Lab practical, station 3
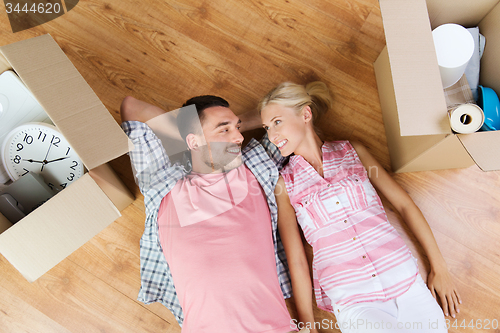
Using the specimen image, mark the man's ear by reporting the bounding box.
[186,133,199,150]
[302,105,313,123]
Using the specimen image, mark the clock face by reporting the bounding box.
[2,123,84,192]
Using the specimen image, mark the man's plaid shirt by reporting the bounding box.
[122,121,292,326]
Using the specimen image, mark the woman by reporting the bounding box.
[259,82,461,333]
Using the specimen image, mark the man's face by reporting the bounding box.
[197,106,244,172]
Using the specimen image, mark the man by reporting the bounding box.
[120,95,306,332]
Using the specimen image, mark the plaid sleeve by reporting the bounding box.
[122,121,173,196]
[122,120,185,326]
[139,232,184,326]
[259,133,289,171]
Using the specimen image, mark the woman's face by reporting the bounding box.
[261,103,311,157]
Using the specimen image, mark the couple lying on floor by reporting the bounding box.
[121,81,460,333]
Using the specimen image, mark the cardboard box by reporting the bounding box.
[374,0,500,173]
[0,34,135,282]
[0,52,12,73]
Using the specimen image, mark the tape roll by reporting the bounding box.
[448,104,484,134]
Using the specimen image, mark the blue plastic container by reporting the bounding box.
[478,85,500,131]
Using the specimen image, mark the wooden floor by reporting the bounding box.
[1,0,500,332]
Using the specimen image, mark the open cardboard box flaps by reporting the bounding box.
[0,34,134,282]
[374,0,500,172]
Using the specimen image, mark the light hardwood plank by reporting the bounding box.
[0,285,72,333]
[0,254,175,332]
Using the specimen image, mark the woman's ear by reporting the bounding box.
[302,105,313,123]
[186,133,199,150]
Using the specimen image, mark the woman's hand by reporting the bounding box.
[427,267,462,318]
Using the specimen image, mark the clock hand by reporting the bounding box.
[45,156,70,164]
[23,159,45,164]
[41,140,54,172]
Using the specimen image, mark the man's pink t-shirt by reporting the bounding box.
[157,164,292,333]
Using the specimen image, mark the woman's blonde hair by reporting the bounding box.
[258,81,333,132]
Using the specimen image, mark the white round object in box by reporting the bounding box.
[432,23,475,88]
[1,122,84,192]
[448,104,484,134]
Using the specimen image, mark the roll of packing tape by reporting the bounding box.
[448,104,484,134]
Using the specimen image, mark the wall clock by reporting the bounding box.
[1,123,84,192]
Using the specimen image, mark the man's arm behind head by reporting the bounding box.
[120,96,167,123]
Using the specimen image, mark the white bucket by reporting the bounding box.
[432,24,475,88]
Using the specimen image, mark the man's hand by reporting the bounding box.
[120,96,167,123]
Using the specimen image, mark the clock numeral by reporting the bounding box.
[60,183,67,189]
[21,168,29,176]
[51,135,61,147]
[70,161,79,170]
[16,143,23,151]
[38,131,47,142]
[67,173,75,181]
[66,147,71,156]
[48,183,55,190]
[23,133,33,144]
[13,155,21,164]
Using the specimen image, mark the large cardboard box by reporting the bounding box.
[0,34,135,282]
[374,0,500,173]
